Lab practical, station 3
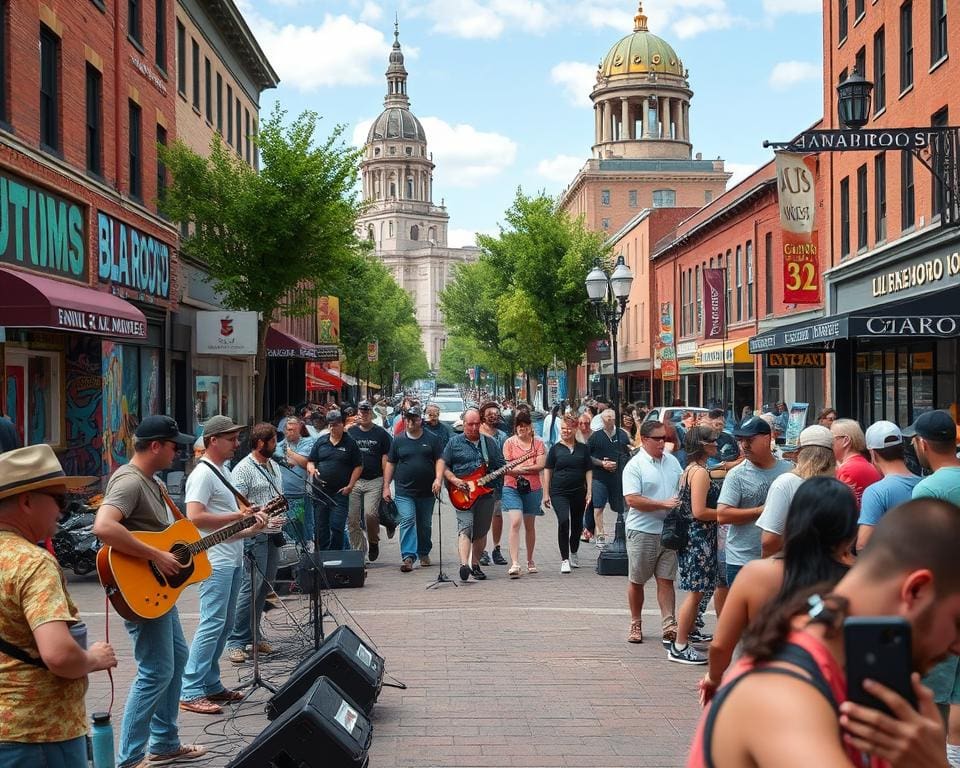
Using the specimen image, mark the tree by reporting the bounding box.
[159,106,367,416]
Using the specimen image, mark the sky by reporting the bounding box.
[237,0,825,248]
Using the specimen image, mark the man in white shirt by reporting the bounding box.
[621,420,682,646]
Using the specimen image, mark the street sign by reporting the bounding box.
[772,127,955,153]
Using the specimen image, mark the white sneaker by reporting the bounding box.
[560,560,571,574]
[595,534,606,548]
[569,552,580,568]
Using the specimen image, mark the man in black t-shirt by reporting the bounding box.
[382,407,442,572]
[347,401,393,561]
[307,411,362,551]
[586,409,631,546]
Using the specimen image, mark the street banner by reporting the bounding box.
[775,151,822,304]
[702,269,726,340]
[367,339,379,363]
[316,296,340,345]
[784,402,809,448]
[393,371,400,390]
[657,302,678,381]
[586,338,611,363]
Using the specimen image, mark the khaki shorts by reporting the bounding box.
[626,529,677,585]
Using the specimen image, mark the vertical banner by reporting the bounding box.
[367,340,379,363]
[775,152,821,304]
[316,296,341,345]
[702,268,726,340]
[657,302,678,381]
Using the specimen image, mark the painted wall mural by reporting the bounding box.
[63,336,103,478]
[102,341,135,472]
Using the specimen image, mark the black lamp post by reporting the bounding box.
[836,70,873,129]
[586,254,634,574]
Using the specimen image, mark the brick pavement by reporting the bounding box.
[73,503,710,767]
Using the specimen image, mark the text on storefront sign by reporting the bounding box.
[766,352,826,368]
[871,251,960,298]
[56,308,145,337]
[97,212,171,299]
[862,316,960,337]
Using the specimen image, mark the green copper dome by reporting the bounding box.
[600,4,684,79]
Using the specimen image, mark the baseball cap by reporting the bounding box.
[325,410,344,424]
[202,415,245,438]
[405,406,422,418]
[797,425,834,450]
[358,400,373,411]
[864,420,903,450]
[902,410,957,442]
[136,415,195,445]
[732,415,772,438]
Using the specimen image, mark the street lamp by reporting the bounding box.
[837,70,873,129]
[585,253,634,574]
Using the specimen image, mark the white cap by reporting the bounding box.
[865,420,903,450]
[797,425,834,449]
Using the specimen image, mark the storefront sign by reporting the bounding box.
[587,338,611,362]
[750,316,848,354]
[195,311,258,355]
[657,303,678,380]
[694,342,753,367]
[130,54,167,95]
[776,152,821,304]
[56,307,145,338]
[851,315,960,338]
[870,250,960,299]
[785,128,948,152]
[765,352,826,368]
[266,345,339,360]
[0,171,86,280]
[702,268,726,339]
[97,212,171,300]
[676,340,697,358]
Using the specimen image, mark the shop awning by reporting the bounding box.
[266,326,339,360]
[694,341,753,367]
[305,362,342,391]
[0,267,146,338]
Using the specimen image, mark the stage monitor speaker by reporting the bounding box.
[228,676,371,768]
[267,625,384,720]
[297,549,365,590]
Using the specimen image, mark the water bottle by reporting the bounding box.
[90,712,115,768]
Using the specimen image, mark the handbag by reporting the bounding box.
[515,475,532,495]
[660,480,691,552]
[378,497,400,529]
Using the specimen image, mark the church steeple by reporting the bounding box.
[384,17,410,108]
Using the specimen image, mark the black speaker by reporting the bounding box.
[267,625,384,719]
[228,676,371,768]
[297,549,365,590]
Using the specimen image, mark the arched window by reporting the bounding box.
[428,226,436,242]
[389,221,394,237]
[411,225,419,241]
[367,225,375,241]
[406,178,414,199]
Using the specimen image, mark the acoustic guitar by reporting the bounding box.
[446,449,535,511]
[97,495,288,621]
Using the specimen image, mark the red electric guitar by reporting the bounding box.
[446,450,535,511]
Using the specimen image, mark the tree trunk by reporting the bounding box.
[256,318,269,422]
[566,362,579,404]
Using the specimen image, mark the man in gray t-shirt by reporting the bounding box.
[717,416,792,585]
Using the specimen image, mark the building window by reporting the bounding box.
[176,20,185,96]
[839,0,848,42]
[253,118,259,170]
[410,225,419,241]
[735,244,743,322]
[388,221,394,237]
[931,0,947,64]
[226,85,233,144]
[128,0,141,45]
[900,1,913,92]
[129,100,141,200]
[235,97,241,157]
[389,145,396,155]
[932,107,949,217]
[855,46,866,79]
[746,240,754,320]
[601,218,610,230]
[600,189,610,206]
[695,264,702,333]
[874,27,886,113]
[191,39,199,110]
[680,270,687,336]
[653,189,676,207]
[244,109,250,164]
[764,232,774,315]
[85,65,102,175]
[4,348,63,447]
[874,153,886,242]
[705,190,713,204]
[855,0,864,20]
[155,0,166,70]
[405,146,412,155]
[724,250,732,322]
[856,164,868,250]
[840,176,851,257]
[39,25,59,151]
[629,189,638,208]
[901,150,915,229]
[157,124,167,204]
[204,57,211,123]
[216,73,222,132]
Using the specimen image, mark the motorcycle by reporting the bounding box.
[53,499,101,576]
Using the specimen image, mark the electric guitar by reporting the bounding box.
[447,449,536,511]
[97,495,288,621]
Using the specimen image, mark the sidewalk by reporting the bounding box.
[74,504,707,767]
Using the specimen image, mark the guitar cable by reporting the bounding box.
[104,594,115,716]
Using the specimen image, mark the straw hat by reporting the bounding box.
[0,445,96,501]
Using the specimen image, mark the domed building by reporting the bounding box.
[558,3,730,235]
[356,23,480,369]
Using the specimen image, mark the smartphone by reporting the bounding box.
[844,617,917,716]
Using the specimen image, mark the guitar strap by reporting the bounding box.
[478,434,490,466]
[154,479,185,522]
[247,455,284,498]
[198,458,252,508]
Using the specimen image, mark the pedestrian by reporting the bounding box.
[274,416,316,545]
[856,420,920,552]
[704,408,741,471]
[0,409,19,453]
[716,415,792,585]
[542,414,593,575]
[669,426,723,665]
[501,410,547,578]
[347,400,393,561]
[831,418,882,507]
[755,425,836,557]
[541,401,563,453]
[586,408,631,547]
[307,410,363,551]
[773,402,789,440]
[478,401,509,567]
[422,403,453,451]
[621,419,683,645]
[576,412,592,445]
[700,476,857,704]
[689,494,952,768]
[816,406,838,428]
[621,411,638,443]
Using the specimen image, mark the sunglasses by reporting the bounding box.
[646,435,667,442]
[703,438,718,444]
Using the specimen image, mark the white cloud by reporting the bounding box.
[536,154,584,184]
[768,60,821,90]
[672,12,733,39]
[352,117,517,188]
[550,62,596,108]
[408,0,553,39]
[725,162,760,189]
[359,1,383,22]
[448,228,496,248]
[762,0,821,15]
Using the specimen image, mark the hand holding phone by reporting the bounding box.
[844,617,917,716]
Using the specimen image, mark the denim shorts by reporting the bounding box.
[501,485,544,516]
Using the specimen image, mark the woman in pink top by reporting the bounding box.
[501,410,546,577]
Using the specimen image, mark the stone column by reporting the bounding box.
[641,98,650,139]
[683,101,690,141]
[595,104,602,144]
[621,98,631,140]
[665,97,673,139]
[602,100,612,142]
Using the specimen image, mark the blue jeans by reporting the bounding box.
[725,563,743,586]
[227,535,279,650]
[117,607,188,767]
[0,735,87,768]
[396,495,434,560]
[180,564,242,702]
[316,494,349,551]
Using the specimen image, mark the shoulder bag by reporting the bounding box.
[660,474,692,551]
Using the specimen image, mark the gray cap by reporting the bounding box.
[325,410,344,424]
[202,415,245,437]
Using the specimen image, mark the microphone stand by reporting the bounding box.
[235,546,277,697]
[426,492,456,590]
[306,474,342,650]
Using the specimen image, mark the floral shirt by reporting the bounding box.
[0,531,87,742]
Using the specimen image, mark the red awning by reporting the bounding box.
[266,326,340,361]
[0,267,147,338]
[305,362,343,391]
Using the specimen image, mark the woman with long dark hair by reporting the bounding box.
[699,476,857,704]
[621,411,638,443]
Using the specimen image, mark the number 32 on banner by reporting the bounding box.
[785,261,817,292]
[782,254,821,304]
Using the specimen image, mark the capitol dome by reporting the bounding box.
[600,4,684,79]
[367,107,427,143]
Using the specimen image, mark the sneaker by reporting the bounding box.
[459,564,471,582]
[479,550,491,566]
[419,555,431,567]
[560,560,571,574]
[569,552,580,568]
[627,620,643,644]
[508,564,521,579]
[401,557,414,572]
[255,641,273,655]
[580,528,593,543]
[661,625,678,648]
[368,542,380,562]
[689,629,714,644]
[491,546,508,565]
[668,642,707,665]
[227,648,247,664]
[471,564,487,580]
[595,534,607,548]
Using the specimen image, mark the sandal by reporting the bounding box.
[178,697,223,715]
[508,564,521,578]
[207,688,244,702]
[147,744,207,764]
[526,562,538,574]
